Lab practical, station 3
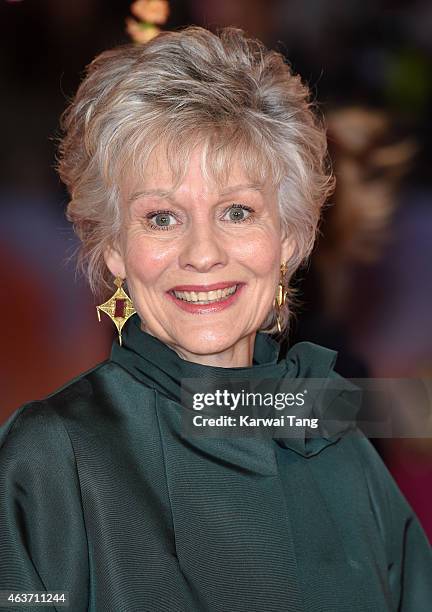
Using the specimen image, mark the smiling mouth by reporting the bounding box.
[169,285,239,304]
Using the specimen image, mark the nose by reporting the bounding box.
[178,222,228,273]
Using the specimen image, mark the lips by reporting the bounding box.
[169,281,242,292]
[166,282,245,313]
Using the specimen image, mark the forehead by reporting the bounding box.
[121,131,280,201]
[140,147,257,193]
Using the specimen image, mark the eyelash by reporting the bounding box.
[145,204,255,231]
[146,209,177,231]
[223,203,254,224]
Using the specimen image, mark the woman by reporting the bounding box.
[0,26,431,612]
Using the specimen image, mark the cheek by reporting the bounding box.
[231,229,281,276]
[123,236,174,286]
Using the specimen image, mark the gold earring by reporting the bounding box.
[96,277,136,346]
[274,262,288,333]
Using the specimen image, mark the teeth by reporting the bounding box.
[172,285,238,303]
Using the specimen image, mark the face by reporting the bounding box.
[105,145,294,365]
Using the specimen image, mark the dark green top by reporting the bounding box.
[1,314,431,611]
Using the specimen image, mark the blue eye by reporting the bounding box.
[147,211,178,230]
[222,204,253,223]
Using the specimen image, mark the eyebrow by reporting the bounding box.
[219,183,264,196]
[127,183,264,204]
[128,189,175,204]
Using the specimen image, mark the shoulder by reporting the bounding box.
[345,431,431,556]
[347,431,412,515]
[0,361,108,445]
[0,399,74,477]
[41,358,156,409]
[0,400,80,512]
[345,431,413,522]
[1,359,155,457]
[348,433,432,607]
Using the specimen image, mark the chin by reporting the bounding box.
[174,326,245,357]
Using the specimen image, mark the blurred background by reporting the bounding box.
[1,0,431,538]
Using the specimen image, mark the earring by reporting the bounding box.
[274,262,288,333]
[96,277,136,346]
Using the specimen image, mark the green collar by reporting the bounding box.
[111,314,359,458]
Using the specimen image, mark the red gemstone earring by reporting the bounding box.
[96,277,136,346]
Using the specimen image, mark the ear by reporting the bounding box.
[280,227,296,264]
[104,242,126,280]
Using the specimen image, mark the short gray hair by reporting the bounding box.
[57,26,334,334]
